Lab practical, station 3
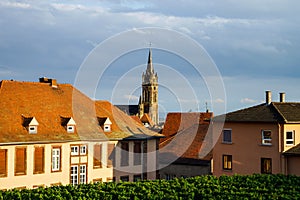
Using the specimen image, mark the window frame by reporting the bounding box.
[70,146,79,156]
[93,144,102,168]
[120,141,129,167]
[107,143,115,168]
[51,147,61,172]
[262,130,272,145]
[120,175,129,182]
[80,145,87,155]
[134,141,142,165]
[67,125,75,133]
[222,129,232,144]
[29,125,37,134]
[261,158,272,174]
[33,146,45,174]
[104,125,111,132]
[0,149,7,177]
[70,165,78,185]
[79,164,87,184]
[15,147,27,176]
[286,131,295,146]
[222,154,232,170]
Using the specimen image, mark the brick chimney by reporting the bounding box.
[266,91,272,105]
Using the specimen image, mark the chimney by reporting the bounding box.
[51,79,57,88]
[266,91,272,105]
[279,92,285,103]
[39,77,57,88]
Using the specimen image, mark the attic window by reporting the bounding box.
[98,117,112,132]
[61,117,76,133]
[67,125,75,133]
[29,126,37,134]
[104,125,111,132]
[23,116,39,134]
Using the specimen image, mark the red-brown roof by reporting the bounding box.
[161,112,212,142]
[140,113,154,127]
[0,79,161,144]
[159,112,213,161]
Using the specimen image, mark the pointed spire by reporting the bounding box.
[146,48,154,74]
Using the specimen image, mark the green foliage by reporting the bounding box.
[1,174,300,199]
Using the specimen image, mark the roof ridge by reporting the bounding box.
[271,102,287,122]
[224,103,266,115]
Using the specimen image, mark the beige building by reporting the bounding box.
[213,91,300,176]
[0,78,162,190]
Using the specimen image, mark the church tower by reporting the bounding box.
[139,49,159,125]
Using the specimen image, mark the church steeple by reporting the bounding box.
[139,48,159,125]
[147,48,154,74]
[142,48,158,85]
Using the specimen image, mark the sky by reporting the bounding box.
[0,0,300,118]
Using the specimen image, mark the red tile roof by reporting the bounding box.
[160,112,213,161]
[140,113,154,127]
[0,79,161,144]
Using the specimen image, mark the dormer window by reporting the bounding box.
[67,125,75,133]
[104,125,111,132]
[61,117,76,133]
[29,125,37,134]
[98,117,112,132]
[22,116,39,134]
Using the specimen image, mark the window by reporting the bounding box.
[261,158,272,174]
[0,149,7,177]
[80,145,87,155]
[120,175,129,182]
[29,126,37,134]
[67,125,75,133]
[71,146,79,156]
[134,141,142,165]
[222,155,232,170]
[133,174,142,182]
[262,130,272,145]
[93,178,102,183]
[34,147,44,174]
[107,143,115,168]
[70,165,78,185]
[104,125,111,132]
[93,144,102,168]
[15,147,26,175]
[52,147,61,172]
[70,164,86,185]
[121,142,129,167]
[222,129,232,143]
[79,164,87,184]
[286,131,295,145]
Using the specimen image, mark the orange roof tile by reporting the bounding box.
[0,79,162,144]
[160,112,213,161]
[130,116,143,125]
[140,113,154,127]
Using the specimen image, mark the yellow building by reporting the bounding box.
[213,91,300,176]
[0,78,162,190]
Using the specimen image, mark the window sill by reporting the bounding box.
[33,171,45,175]
[222,142,233,145]
[222,169,233,172]
[15,172,26,176]
[260,144,272,146]
[51,170,62,173]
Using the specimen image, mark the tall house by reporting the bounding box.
[139,49,159,125]
[213,91,300,176]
